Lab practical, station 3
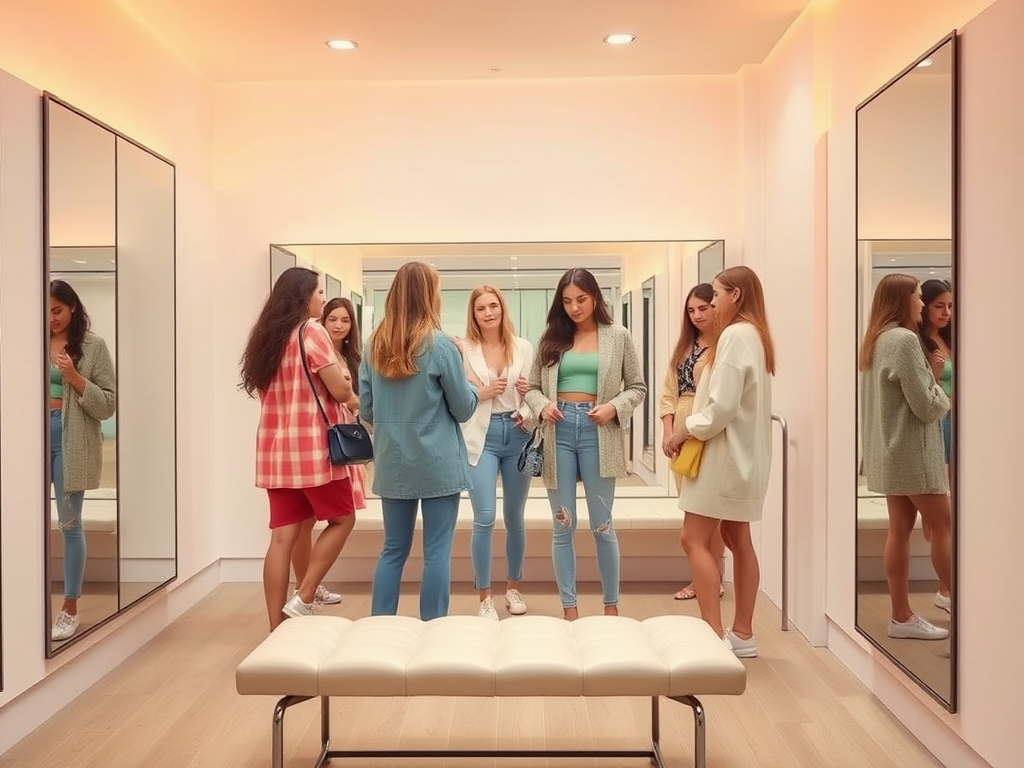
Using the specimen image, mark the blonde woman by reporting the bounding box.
[860,274,951,641]
[359,262,478,621]
[459,286,534,619]
[674,266,774,658]
[524,268,646,620]
[659,282,725,601]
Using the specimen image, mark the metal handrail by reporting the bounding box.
[772,414,790,631]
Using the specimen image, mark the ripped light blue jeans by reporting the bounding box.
[51,409,86,600]
[547,401,618,608]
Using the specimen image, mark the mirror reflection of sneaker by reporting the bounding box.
[933,592,951,613]
[887,614,949,640]
[51,610,80,641]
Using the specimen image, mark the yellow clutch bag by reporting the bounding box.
[671,438,705,479]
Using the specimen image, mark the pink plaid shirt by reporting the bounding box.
[255,322,350,489]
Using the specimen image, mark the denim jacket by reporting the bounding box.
[359,332,479,499]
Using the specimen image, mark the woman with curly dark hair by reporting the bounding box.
[49,279,116,642]
[240,267,357,631]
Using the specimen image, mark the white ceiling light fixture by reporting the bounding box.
[326,39,358,50]
[604,33,636,45]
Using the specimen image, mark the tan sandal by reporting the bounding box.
[674,583,726,600]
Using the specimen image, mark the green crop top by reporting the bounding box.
[557,351,599,394]
[50,365,63,399]
[940,358,953,398]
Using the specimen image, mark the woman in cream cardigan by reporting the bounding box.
[671,266,774,658]
[524,268,646,620]
[459,286,534,620]
[659,282,726,601]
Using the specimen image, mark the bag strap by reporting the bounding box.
[297,320,333,428]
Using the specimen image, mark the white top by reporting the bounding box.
[678,322,773,522]
[460,337,535,465]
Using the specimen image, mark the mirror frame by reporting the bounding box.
[640,276,656,472]
[42,93,179,657]
[852,31,960,712]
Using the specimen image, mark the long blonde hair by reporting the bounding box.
[707,266,776,375]
[367,262,441,379]
[859,273,919,371]
[465,285,515,368]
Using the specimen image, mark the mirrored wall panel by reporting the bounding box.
[43,94,177,656]
[854,34,958,710]
[272,240,724,500]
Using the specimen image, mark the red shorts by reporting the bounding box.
[267,478,356,529]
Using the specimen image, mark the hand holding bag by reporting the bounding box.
[671,438,705,479]
[517,427,545,477]
[298,322,374,466]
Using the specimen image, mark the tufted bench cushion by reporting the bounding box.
[237,614,746,768]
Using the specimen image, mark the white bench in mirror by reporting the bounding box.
[236,614,747,768]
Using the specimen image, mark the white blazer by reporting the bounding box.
[460,337,535,466]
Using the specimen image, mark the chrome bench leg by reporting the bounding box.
[672,694,706,768]
[272,695,312,768]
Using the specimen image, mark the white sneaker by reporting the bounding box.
[934,592,951,613]
[478,597,499,620]
[282,592,318,619]
[887,614,949,640]
[51,611,80,641]
[724,629,758,658]
[505,589,528,616]
[315,585,342,605]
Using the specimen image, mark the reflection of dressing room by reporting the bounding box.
[0,3,1018,768]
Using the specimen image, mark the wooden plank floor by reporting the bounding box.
[0,581,945,768]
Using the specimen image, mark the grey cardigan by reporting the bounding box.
[861,325,949,495]
[524,323,646,489]
[59,332,117,492]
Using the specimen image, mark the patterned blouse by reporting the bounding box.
[676,341,708,396]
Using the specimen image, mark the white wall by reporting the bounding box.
[212,75,742,564]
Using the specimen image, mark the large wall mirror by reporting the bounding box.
[272,239,723,499]
[854,33,958,710]
[43,94,178,655]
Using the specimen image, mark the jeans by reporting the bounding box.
[371,493,460,621]
[547,401,619,608]
[468,413,531,590]
[51,409,86,600]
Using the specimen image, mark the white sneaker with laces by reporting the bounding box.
[505,589,528,616]
[315,585,342,605]
[478,597,499,620]
[283,592,318,619]
[51,610,80,641]
[887,614,949,640]
[934,592,951,613]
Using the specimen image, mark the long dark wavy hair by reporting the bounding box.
[670,282,715,368]
[321,297,362,394]
[239,267,319,396]
[50,279,91,365]
[537,268,613,367]
[918,278,953,354]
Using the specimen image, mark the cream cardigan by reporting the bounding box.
[524,323,646,490]
[58,332,117,492]
[678,322,772,522]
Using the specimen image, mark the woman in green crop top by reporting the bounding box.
[49,280,116,642]
[919,278,953,610]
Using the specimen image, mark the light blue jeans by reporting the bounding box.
[468,413,531,591]
[371,493,460,621]
[51,409,86,600]
[547,401,619,608]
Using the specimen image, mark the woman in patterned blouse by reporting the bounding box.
[659,283,726,601]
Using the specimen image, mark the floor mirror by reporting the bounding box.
[854,33,959,710]
[43,94,178,655]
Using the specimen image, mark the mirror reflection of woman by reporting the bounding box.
[860,274,951,641]
[673,267,774,658]
[458,286,535,620]
[660,283,726,602]
[524,268,647,621]
[49,280,116,642]
[240,267,358,631]
[918,278,953,611]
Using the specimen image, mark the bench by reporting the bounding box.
[235,614,747,768]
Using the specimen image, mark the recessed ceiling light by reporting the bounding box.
[604,33,636,45]
[917,57,933,68]
[326,39,358,50]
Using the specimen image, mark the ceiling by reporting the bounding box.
[116,0,810,82]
